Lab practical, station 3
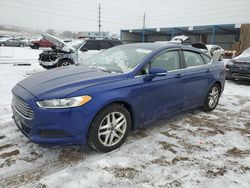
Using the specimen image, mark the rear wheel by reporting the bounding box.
[203,83,220,112]
[88,104,131,152]
[0,43,5,46]
[33,44,39,49]
[19,43,24,47]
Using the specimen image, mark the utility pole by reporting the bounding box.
[98,3,101,38]
[142,13,146,42]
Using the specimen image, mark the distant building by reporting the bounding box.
[77,31,109,39]
[121,23,250,51]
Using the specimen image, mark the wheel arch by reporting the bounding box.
[89,99,136,132]
[58,57,74,64]
[202,80,222,106]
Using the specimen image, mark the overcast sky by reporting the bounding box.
[0,0,250,34]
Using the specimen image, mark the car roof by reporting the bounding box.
[121,43,203,53]
[121,43,180,50]
[86,39,122,42]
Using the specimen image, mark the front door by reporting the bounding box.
[136,50,184,124]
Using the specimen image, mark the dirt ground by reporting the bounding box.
[0,80,250,188]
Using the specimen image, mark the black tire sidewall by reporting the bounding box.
[203,83,220,112]
[58,59,72,67]
[34,44,39,49]
[88,104,131,152]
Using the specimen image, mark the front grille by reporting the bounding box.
[12,96,34,119]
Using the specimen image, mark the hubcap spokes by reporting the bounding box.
[208,87,219,108]
[98,112,127,147]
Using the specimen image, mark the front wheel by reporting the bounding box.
[0,43,5,46]
[88,104,131,152]
[203,83,220,112]
[57,59,73,67]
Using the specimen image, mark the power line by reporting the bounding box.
[0,3,140,28]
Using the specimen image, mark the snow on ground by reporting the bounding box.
[0,47,249,188]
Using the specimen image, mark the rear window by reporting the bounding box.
[201,54,211,64]
[183,51,205,67]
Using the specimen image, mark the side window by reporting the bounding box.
[111,41,123,47]
[183,51,205,67]
[99,41,111,49]
[82,41,98,50]
[151,51,180,71]
[201,54,211,64]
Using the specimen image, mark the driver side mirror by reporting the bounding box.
[149,67,167,76]
[145,67,167,81]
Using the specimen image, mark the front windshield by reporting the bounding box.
[82,45,152,73]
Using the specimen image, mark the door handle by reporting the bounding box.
[174,73,182,78]
[205,69,210,73]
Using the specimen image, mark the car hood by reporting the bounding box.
[234,51,250,63]
[42,34,75,51]
[17,66,126,100]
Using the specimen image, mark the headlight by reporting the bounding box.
[36,95,92,109]
[226,60,234,66]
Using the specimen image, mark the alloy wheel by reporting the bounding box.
[98,112,127,147]
[208,86,219,108]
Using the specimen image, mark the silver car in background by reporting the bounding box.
[206,45,225,61]
[0,37,28,47]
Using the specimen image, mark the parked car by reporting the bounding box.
[191,43,212,57]
[30,37,55,49]
[38,34,123,69]
[0,37,28,47]
[226,47,250,80]
[206,45,225,61]
[12,43,226,152]
[156,36,212,57]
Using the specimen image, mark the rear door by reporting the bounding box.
[182,50,213,109]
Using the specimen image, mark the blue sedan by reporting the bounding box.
[12,43,226,152]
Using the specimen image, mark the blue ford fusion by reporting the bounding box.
[12,43,226,152]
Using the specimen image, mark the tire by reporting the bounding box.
[203,83,220,112]
[0,43,5,46]
[33,44,39,49]
[88,104,131,152]
[19,43,24,47]
[57,59,73,67]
